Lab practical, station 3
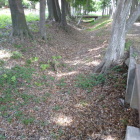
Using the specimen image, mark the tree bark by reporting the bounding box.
[55,0,61,21]
[47,0,54,21]
[60,0,67,27]
[95,0,133,73]
[52,0,60,22]
[40,0,47,40]
[8,0,31,39]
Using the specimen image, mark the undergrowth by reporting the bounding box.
[76,73,106,90]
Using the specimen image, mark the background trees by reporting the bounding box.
[95,0,140,73]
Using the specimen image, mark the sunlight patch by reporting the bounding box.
[57,71,78,78]
[105,136,116,140]
[52,114,73,126]
[74,101,89,109]
[0,49,11,59]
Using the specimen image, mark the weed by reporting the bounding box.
[0,134,6,140]
[125,40,132,51]
[14,111,24,119]
[56,78,66,87]
[22,117,35,125]
[52,105,62,111]
[0,59,5,66]
[120,119,128,126]
[14,44,22,48]
[40,64,50,70]
[76,73,105,90]
[111,65,123,72]
[0,65,35,89]
[34,81,43,87]
[11,51,22,59]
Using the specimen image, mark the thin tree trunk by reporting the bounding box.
[40,0,47,40]
[8,0,31,39]
[110,0,116,19]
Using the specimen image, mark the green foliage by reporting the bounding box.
[56,78,67,87]
[88,17,111,31]
[0,14,11,28]
[22,117,35,125]
[0,134,6,140]
[0,65,35,90]
[52,55,62,60]
[76,73,106,90]
[0,59,5,67]
[40,64,50,70]
[11,51,23,59]
[125,40,132,51]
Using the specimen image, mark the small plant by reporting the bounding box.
[22,117,35,125]
[40,64,50,70]
[14,44,22,48]
[52,105,62,111]
[125,40,132,51]
[11,51,22,59]
[0,134,6,140]
[111,65,123,72]
[14,111,24,119]
[52,55,62,60]
[76,73,106,90]
[0,59,5,67]
[56,78,66,87]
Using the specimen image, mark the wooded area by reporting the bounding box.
[0,0,140,139]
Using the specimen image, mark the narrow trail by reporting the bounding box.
[0,22,139,140]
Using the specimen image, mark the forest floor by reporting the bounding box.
[0,18,139,140]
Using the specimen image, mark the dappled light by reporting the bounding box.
[52,114,73,126]
[0,49,11,59]
[56,71,78,78]
[105,135,116,140]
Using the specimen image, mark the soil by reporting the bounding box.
[0,20,139,140]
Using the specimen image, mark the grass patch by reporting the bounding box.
[87,17,112,31]
[125,40,132,51]
[11,51,23,59]
[0,13,39,28]
[76,73,106,90]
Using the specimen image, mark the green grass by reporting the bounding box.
[88,17,112,31]
[0,13,40,28]
[125,40,132,51]
[76,73,106,90]
[11,51,23,59]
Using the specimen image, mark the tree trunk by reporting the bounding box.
[8,0,31,39]
[60,0,67,27]
[110,0,116,19]
[96,0,140,73]
[65,1,71,19]
[55,0,61,21]
[40,0,47,40]
[52,0,60,22]
[47,0,54,21]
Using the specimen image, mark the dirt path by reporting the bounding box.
[0,22,139,140]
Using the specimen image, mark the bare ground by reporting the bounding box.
[0,21,139,140]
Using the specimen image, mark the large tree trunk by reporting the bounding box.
[52,0,60,22]
[95,0,140,73]
[47,0,54,21]
[60,0,67,27]
[55,0,61,21]
[8,0,31,39]
[40,0,47,40]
